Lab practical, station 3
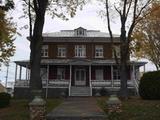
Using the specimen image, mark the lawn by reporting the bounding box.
[97,97,160,120]
[0,98,63,120]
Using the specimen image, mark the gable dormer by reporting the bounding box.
[74,27,87,37]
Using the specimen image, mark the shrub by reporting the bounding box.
[99,87,108,96]
[139,71,160,100]
[0,92,11,108]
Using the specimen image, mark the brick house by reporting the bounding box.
[14,27,146,98]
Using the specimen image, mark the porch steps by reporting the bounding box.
[70,87,91,96]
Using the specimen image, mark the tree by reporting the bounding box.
[103,0,152,98]
[132,1,160,70]
[0,0,15,67]
[22,0,86,96]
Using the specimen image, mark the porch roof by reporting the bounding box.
[14,59,147,67]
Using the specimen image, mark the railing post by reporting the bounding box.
[69,65,72,96]
[26,65,28,80]
[89,65,92,96]
[111,65,114,88]
[15,64,17,82]
[45,65,49,99]
[19,66,22,80]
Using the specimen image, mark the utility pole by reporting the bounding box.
[5,63,9,88]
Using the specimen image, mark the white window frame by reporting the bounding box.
[57,67,65,80]
[95,45,103,58]
[112,45,120,58]
[57,46,66,58]
[75,45,86,58]
[40,68,47,80]
[113,67,120,80]
[95,69,103,80]
[41,45,48,57]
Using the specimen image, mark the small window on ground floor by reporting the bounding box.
[40,68,47,80]
[57,67,65,80]
[113,66,120,80]
[95,69,103,80]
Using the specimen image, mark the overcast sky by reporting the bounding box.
[0,0,156,86]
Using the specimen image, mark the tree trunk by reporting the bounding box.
[29,5,47,98]
[119,24,129,98]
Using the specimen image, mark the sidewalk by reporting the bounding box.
[47,97,107,120]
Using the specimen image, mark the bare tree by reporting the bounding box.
[22,0,86,97]
[104,0,152,98]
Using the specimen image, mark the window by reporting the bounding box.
[95,69,103,80]
[113,66,120,80]
[112,45,120,58]
[57,68,65,80]
[41,45,48,57]
[40,68,47,80]
[95,45,103,58]
[57,46,66,57]
[75,45,86,57]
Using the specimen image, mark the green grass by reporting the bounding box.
[97,97,160,120]
[0,98,63,120]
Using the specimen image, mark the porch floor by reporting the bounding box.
[47,97,107,120]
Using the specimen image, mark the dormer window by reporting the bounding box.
[74,27,86,36]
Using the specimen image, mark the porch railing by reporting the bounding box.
[91,80,134,88]
[15,79,70,88]
[15,80,29,87]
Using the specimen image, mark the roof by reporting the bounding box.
[43,27,120,38]
[15,59,147,66]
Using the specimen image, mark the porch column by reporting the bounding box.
[111,65,114,87]
[132,64,136,80]
[69,65,72,96]
[25,65,28,80]
[15,64,17,82]
[143,64,146,73]
[89,65,92,96]
[28,68,30,80]
[19,66,22,80]
[45,65,49,99]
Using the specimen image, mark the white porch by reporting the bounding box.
[14,59,146,96]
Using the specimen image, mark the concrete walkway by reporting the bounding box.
[47,97,107,120]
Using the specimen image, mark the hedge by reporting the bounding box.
[139,71,160,100]
[0,92,11,108]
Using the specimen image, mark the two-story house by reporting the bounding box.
[14,27,146,98]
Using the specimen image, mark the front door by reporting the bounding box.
[75,69,86,86]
